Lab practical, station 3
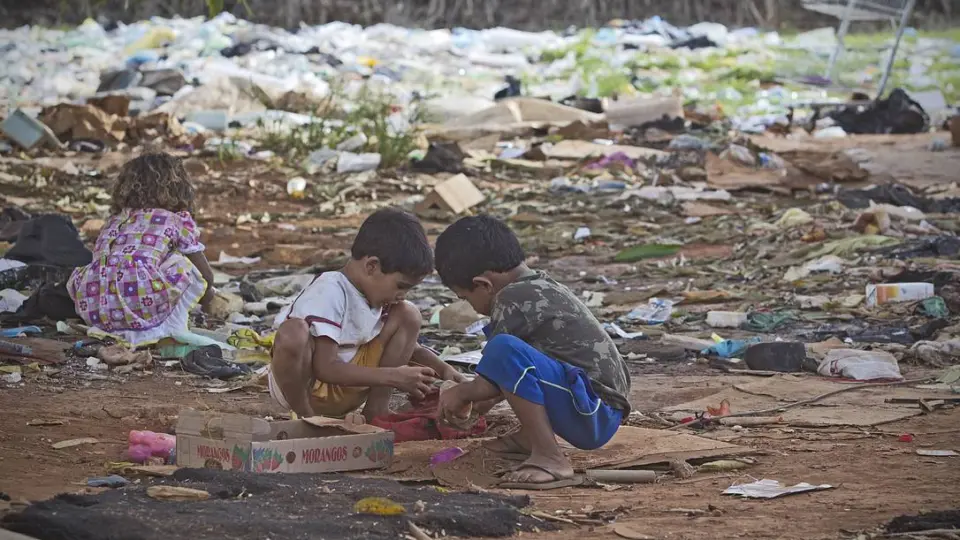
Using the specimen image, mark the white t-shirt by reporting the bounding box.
[274,272,384,364]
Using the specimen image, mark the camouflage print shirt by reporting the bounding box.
[488,270,632,415]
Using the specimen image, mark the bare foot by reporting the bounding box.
[502,454,575,485]
[482,431,531,456]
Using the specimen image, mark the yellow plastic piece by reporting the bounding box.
[354,497,406,516]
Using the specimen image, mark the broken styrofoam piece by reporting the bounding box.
[723,479,834,499]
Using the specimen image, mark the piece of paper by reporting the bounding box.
[916,449,958,457]
[723,479,834,499]
[442,349,482,367]
[212,251,261,266]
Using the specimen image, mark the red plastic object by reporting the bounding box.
[680,416,695,424]
[898,433,914,443]
[369,392,487,443]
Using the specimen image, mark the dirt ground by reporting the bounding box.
[1,133,959,539]
[1,365,957,540]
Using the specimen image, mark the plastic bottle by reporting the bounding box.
[128,430,176,464]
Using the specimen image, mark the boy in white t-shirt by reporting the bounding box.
[268,208,464,421]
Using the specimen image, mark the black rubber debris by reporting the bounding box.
[1,469,550,540]
[887,509,960,533]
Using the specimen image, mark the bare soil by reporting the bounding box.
[0,368,957,540]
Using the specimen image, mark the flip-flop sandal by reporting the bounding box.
[481,433,530,461]
[498,464,583,491]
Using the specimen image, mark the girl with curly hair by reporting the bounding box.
[67,153,215,348]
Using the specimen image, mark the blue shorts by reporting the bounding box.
[476,334,623,450]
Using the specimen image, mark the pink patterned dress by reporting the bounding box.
[67,208,207,348]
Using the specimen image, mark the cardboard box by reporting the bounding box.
[176,409,394,474]
[415,174,484,215]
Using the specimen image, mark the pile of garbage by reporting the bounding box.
[2,14,959,153]
[0,14,958,401]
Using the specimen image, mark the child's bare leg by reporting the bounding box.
[362,301,421,420]
[271,319,316,418]
[500,391,574,483]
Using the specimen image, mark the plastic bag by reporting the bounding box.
[817,349,903,381]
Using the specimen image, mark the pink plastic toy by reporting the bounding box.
[128,430,176,464]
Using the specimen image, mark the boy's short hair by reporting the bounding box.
[352,208,433,277]
[434,215,525,290]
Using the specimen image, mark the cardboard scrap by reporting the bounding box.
[382,426,751,489]
[568,426,752,471]
[176,408,394,474]
[415,174,484,214]
[38,104,184,145]
[662,375,955,427]
[604,95,684,130]
[705,153,788,193]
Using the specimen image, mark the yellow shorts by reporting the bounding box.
[268,338,385,419]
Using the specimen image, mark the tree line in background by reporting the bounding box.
[1,0,955,30]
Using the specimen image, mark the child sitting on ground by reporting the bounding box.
[435,215,631,489]
[269,208,464,422]
[68,153,216,349]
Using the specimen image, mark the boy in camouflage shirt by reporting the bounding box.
[435,215,631,489]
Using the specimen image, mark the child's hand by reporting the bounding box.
[391,366,437,400]
[439,365,467,383]
[472,397,502,416]
[438,383,471,424]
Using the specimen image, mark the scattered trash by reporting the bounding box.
[429,447,466,467]
[623,299,675,325]
[817,349,903,381]
[723,479,834,499]
[354,497,406,516]
[706,311,748,329]
[337,152,382,173]
[51,437,99,449]
[0,109,62,150]
[916,450,958,457]
[87,475,130,488]
[438,301,485,333]
[615,244,682,262]
[415,174,485,215]
[699,460,751,473]
[744,342,806,373]
[866,283,935,308]
[128,430,176,464]
[146,486,210,501]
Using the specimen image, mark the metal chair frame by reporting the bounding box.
[801,0,918,98]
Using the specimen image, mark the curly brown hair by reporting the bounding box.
[110,153,196,215]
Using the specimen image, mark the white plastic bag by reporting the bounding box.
[817,349,903,381]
